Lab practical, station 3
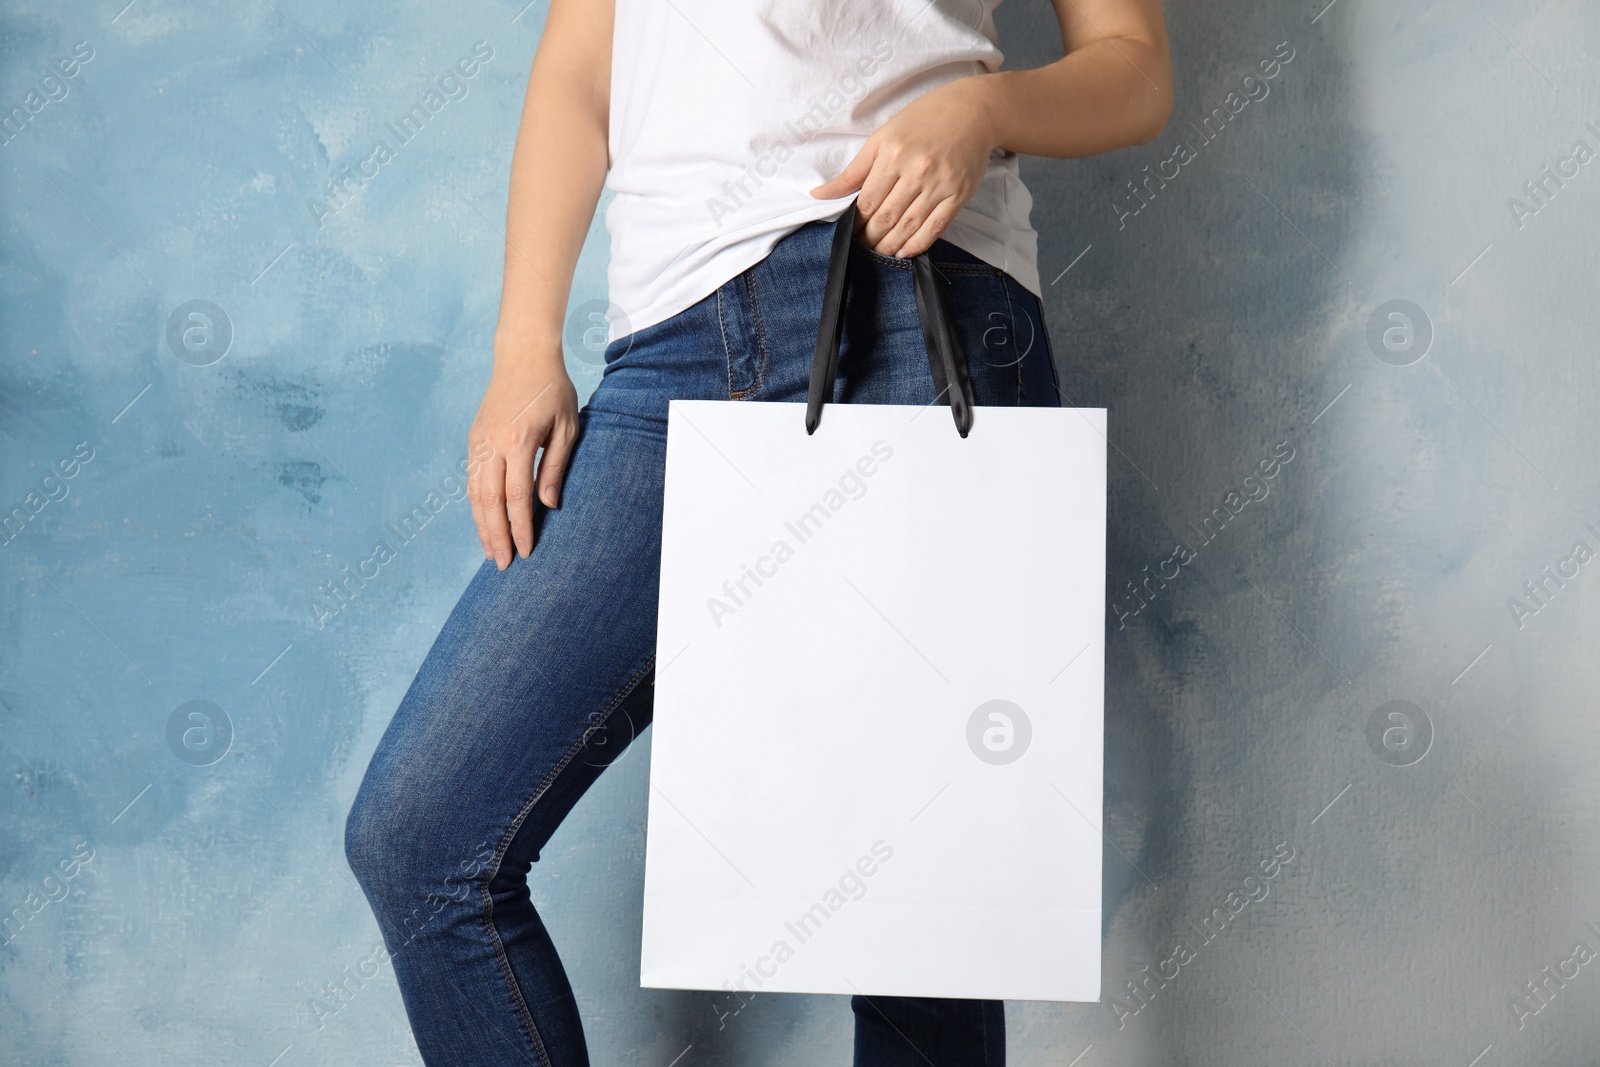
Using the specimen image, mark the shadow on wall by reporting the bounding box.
[999,0,1360,1016]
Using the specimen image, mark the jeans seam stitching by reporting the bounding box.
[1003,278,1023,404]
[716,283,736,400]
[1036,292,1064,401]
[939,262,1006,276]
[476,652,658,1066]
[852,242,912,270]
[853,241,1004,277]
[730,269,766,400]
[475,893,555,1067]
[748,270,770,398]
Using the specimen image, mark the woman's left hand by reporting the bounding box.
[810,77,998,259]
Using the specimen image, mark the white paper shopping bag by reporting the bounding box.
[640,396,1107,1003]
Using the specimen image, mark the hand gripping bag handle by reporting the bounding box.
[804,199,976,438]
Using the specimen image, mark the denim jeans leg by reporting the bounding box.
[343,402,665,1065]
[345,217,1058,1066]
[852,996,1006,1067]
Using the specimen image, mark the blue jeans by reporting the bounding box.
[345,217,1062,1067]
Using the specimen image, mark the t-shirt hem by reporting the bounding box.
[607,204,1042,343]
[605,198,855,342]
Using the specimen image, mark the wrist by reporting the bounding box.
[492,326,567,375]
[951,73,1008,155]
[493,321,560,356]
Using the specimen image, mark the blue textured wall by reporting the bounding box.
[4,1,1599,1064]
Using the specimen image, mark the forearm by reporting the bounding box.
[492,2,612,373]
[977,38,1173,159]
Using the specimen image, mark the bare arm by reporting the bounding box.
[983,0,1172,159]
[813,0,1172,257]
[469,0,612,570]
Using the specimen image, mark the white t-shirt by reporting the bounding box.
[602,0,1041,341]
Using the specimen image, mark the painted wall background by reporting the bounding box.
[3,0,1598,1064]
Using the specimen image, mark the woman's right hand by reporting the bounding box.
[467,347,580,570]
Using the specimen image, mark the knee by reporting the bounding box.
[345,770,498,916]
[345,772,431,898]
[344,778,397,894]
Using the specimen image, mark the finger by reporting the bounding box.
[864,181,925,254]
[810,140,877,200]
[470,451,515,570]
[857,168,916,251]
[873,186,937,257]
[503,433,540,560]
[535,418,578,511]
[468,494,492,560]
[893,193,960,258]
[466,445,498,560]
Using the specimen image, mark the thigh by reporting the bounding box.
[351,270,744,885]
[351,400,666,883]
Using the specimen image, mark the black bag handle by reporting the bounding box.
[804,199,976,438]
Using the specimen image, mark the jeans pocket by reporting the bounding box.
[931,267,1028,405]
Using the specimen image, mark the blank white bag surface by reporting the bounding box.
[642,400,1106,1003]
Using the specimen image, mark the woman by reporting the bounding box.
[345,0,1171,1063]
